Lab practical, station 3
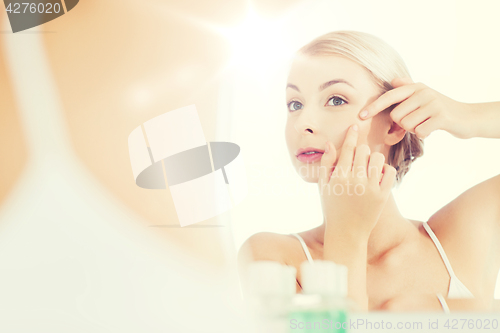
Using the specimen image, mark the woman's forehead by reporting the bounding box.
[287,55,377,93]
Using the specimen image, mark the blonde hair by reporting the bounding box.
[296,30,424,184]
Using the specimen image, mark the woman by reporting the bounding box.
[238,30,500,312]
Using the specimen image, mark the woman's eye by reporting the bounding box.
[327,96,347,107]
[287,101,303,112]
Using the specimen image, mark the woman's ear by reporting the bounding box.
[384,120,406,146]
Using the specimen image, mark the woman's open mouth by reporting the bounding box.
[297,148,324,163]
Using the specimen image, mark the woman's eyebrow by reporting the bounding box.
[319,79,356,91]
[286,83,300,92]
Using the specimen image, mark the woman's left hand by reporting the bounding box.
[358,78,474,139]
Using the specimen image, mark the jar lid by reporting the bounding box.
[247,261,297,296]
[300,260,347,297]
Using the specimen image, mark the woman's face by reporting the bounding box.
[285,54,391,183]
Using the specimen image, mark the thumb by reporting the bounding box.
[318,141,336,190]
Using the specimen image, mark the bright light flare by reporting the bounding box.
[218,7,294,73]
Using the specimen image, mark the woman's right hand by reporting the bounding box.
[317,124,397,243]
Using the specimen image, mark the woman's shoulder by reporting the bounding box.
[237,230,318,270]
[237,232,306,296]
[237,232,293,265]
[427,173,500,240]
[424,174,500,298]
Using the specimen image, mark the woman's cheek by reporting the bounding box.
[284,119,294,145]
[357,121,372,145]
[325,121,354,147]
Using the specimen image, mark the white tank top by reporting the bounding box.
[0,21,251,332]
[291,223,479,313]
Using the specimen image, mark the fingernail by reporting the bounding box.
[360,110,368,119]
[325,142,329,153]
[352,124,358,131]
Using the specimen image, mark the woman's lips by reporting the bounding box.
[295,147,325,163]
[297,152,323,163]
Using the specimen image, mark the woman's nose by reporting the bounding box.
[294,109,318,134]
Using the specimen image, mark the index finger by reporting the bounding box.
[359,85,416,120]
[336,124,358,175]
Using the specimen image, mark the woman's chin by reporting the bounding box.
[295,164,321,183]
[306,177,320,183]
[298,174,320,183]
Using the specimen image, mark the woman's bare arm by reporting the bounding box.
[435,100,500,303]
[468,101,500,139]
[460,100,500,261]
[319,125,397,312]
[323,227,370,311]
[427,172,500,304]
[466,101,500,225]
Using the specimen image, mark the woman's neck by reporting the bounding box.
[312,192,414,264]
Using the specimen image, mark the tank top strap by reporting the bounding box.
[422,221,457,278]
[436,293,451,313]
[291,233,314,264]
[422,221,474,298]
